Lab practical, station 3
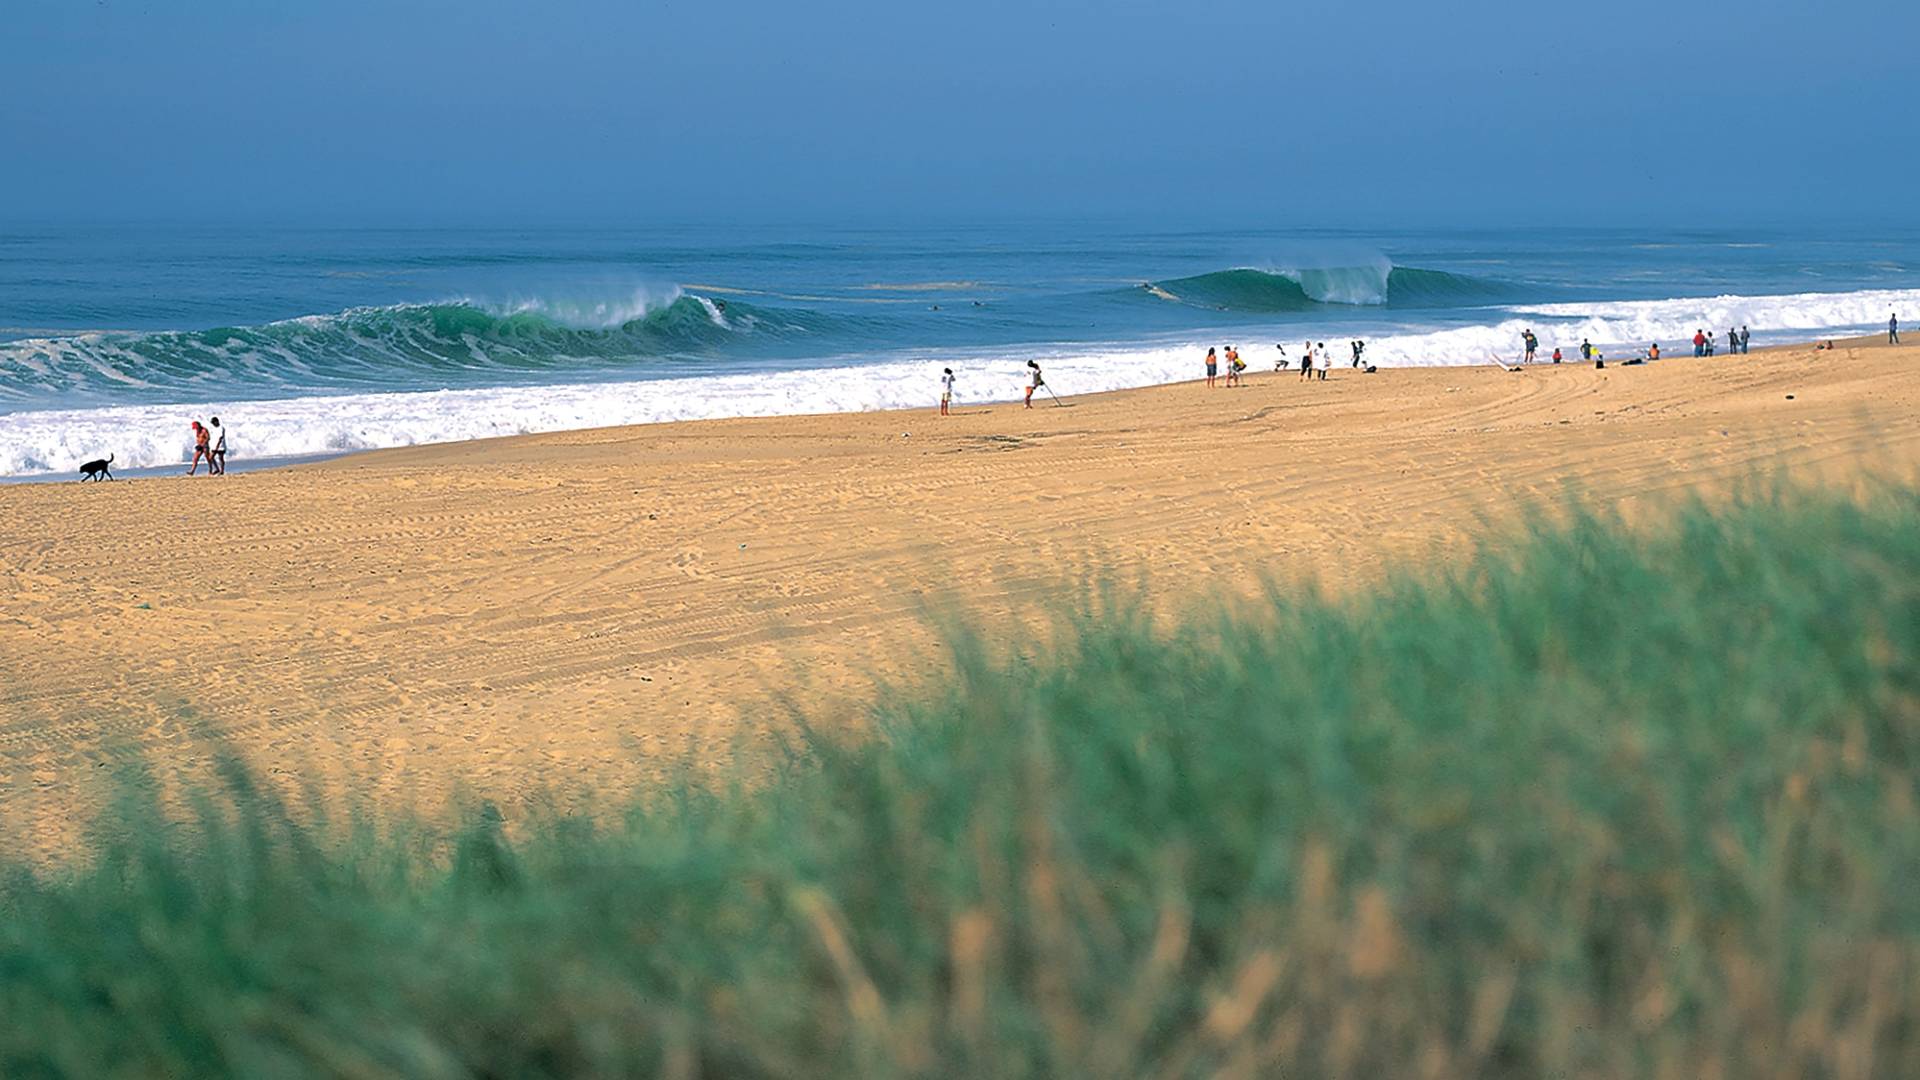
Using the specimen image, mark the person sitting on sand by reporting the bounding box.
[940,368,955,416]
[1205,347,1218,388]
[209,416,228,475]
[187,420,212,476]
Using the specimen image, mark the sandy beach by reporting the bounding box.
[5,337,1919,846]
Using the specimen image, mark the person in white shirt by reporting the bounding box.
[1300,340,1315,380]
[1317,342,1331,380]
[209,416,229,475]
[940,368,955,416]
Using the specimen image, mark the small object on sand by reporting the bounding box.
[1786,394,1795,400]
[902,432,910,438]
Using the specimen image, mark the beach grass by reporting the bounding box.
[4,488,1919,1078]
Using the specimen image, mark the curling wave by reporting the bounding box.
[1137,264,1513,312]
[0,292,809,406]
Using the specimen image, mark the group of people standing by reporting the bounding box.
[1204,345,1250,387]
[1692,328,1751,356]
[1213,339,1366,384]
[187,417,229,475]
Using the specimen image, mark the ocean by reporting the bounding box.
[3,221,1917,478]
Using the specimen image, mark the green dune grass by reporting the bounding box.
[4,488,1918,1078]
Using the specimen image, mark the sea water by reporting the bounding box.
[2,221,1916,477]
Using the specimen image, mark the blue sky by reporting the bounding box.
[4,0,1915,226]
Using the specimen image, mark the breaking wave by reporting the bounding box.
[1137,264,1514,312]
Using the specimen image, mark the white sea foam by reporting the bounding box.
[1276,258,1395,306]
[3,287,1915,477]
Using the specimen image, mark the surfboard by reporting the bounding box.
[1487,352,1519,372]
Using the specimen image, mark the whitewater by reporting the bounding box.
[3,282,1915,477]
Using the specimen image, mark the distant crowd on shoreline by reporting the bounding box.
[931,310,1906,413]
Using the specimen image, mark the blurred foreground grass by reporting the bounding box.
[3,488,1918,1078]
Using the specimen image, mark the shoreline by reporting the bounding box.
[0,329,1895,485]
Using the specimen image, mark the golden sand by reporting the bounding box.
[4,337,1918,843]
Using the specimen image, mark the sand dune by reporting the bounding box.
[4,338,1918,846]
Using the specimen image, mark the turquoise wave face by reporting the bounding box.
[1137,266,1516,313]
[0,295,839,406]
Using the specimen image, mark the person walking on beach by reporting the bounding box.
[186,420,212,476]
[1316,342,1331,380]
[1739,326,1751,354]
[1223,345,1240,387]
[1693,329,1706,357]
[940,368,955,415]
[1025,360,1045,408]
[1728,328,1739,358]
[1522,329,1537,364]
[1300,340,1315,380]
[1893,313,1901,345]
[209,416,228,475]
[1351,339,1367,368]
[1205,347,1218,388]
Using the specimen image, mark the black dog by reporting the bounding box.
[79,454,114,481]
